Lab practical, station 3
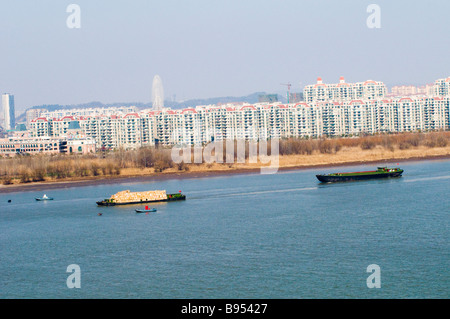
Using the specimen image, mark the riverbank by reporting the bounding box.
[1,145,449,193]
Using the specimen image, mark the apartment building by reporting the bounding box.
[2,94,15,130]
[434,77,450,97]
[24,76,449,149]
[39,106,137,119]
[303,77,387,103]
[26,108,47,129]
[26,97,448,148]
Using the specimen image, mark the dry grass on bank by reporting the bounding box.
[1,131,449,186]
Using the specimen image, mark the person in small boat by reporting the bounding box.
[43,194,48,199]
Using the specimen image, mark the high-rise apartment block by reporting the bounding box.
[434,77,450,97]
[303,77,387,103]
[23,76,450,150]
[26,108,47,129]
[2,94,15,130]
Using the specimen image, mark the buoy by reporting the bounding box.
[8,200,11,203]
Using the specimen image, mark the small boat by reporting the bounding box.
[35,194,54,201]
[316,167,404,183]
[135,206,157,213]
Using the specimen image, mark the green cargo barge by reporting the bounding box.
[316,167,403,183]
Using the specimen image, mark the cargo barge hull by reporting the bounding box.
[316,171,402,183]
[96,191,186,206]
[316,167,403,183]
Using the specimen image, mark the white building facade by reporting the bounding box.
[25,77,449,149]
[2,93,15,130]
[303,77,387,103]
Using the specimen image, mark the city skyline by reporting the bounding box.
[4,74,447,118]
[17,75,448,152]
[1,0,449,113]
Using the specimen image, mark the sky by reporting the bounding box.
[0,0,449,113]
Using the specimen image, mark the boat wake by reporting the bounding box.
[186,186,318,200]
[404,175,450,183]
[224,187,318,197]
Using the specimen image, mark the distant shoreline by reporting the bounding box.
[1,153,448,194]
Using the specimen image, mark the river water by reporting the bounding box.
[0,160,449,298]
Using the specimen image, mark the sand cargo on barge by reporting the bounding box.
[96,190,186,206]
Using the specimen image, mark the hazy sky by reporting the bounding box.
[1,0,449,112]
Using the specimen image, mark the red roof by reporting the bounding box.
[53,116,75,122]
[294,102,310,107]
[31,117,48,122]
[123,113,140,118]
[181,108,197,114]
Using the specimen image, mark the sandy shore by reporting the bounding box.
[1,145,449,194]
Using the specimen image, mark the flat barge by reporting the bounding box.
[96,190,186,206]
[316,167,403,183]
